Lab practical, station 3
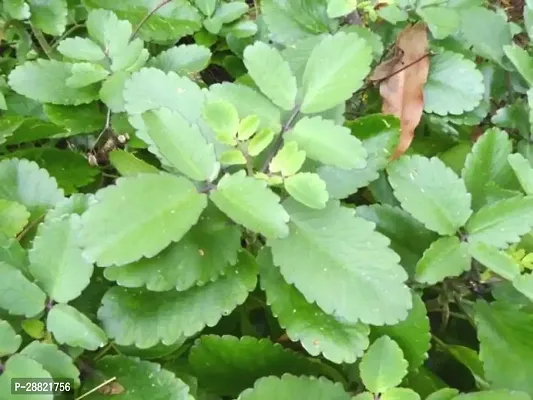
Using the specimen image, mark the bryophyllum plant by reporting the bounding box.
[1,0,533,399]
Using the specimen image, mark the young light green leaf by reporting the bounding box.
[243,42,297,110]
[108,150,159,177]
[512,273,533,301]
[149,44,211,75]
[103,205,242,291]
[504,44,533,86]
[210,171,290,239]
[475,300,533,396]
[301,32,372,113]
[249,128,275,156]
[0,354,53,400]
[327,0,357,18]
[79,173,207,267]
[203,100,240,145]
[29,215,93,303]
[28,0,67,36]
[372,293,431,372]
[258,249,370,364]
[238,115,261,141]
[423,52,484,116]
[4,0,31,20]
[469,242,521,281]
[47,304,107,351]
[8,60,100,105]
[98,252,257,347]
[0,199,29,237]
[57,37,105,62]
[508,153,533,195]
[269,199,411,325]
[66,62,109,88]
[359,336,408,393]
[388,155,472,235]
[82,355,190,399]
[357,205,438,277]
[270,142,306,176]
[415,236,471,284]
[318,115,399,199]
[426,388,459,400]
[220,149,247,166]
[189,335,328,397]
[286,116,367,170]
[284,172,329,209]
[381,388,421,400]
[21,319,45,340]
[237,375,351,400]
[462,129,517,211]
[0,320,22,357]
[20,341,80,387]
[141,107,219,181]
[0,262,46,317]
[466,196,533,248]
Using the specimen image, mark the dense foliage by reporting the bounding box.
[1,0,533,399]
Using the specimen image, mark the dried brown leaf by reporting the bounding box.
[372,23,430,159]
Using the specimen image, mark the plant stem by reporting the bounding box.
[129,0,173,42]
[30,24,54,59]
[51,24,83,48]
[17,213,45,241]
[261,107,300,172]
[75,377,117,400]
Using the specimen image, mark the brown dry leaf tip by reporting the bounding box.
[370,22,430,160]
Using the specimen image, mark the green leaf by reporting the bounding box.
[249,128,275,156]
[209,82,282,133]
[318,114,399,199]
[415,236,471,284]
[108,150,159,177]
[47,303,107,351]
[66,62,109,88]
[8,60,100,105]
[417,7,459,39]
[237,375,351,400]
[238,115,261,141]
[99,72,129,113]
[469,242,521,281]
[103,205,241,291]
[194,0,218,16]
[466,196,533,248]
[20,341,80,387]
[21,319,45,340]
[508,153,533,195]
[82,355,190,399]
[83,0,202,42]
[57,37,105,62]
[269,199,411,325]
[0,159,64,217]
[377,5,408,23]
[28,0,67,36]
[286,116,367,170]
[204,2,248,33]
[141,108,219,181]
[0,354,53,400]
[453,391,531,400]
[423,52,484,116]
[210,171,290,239]
[258,249,370,364]
[0,320,22,357]
[0,234,29,273]
[202,100,239,145]
[189,335,329,397]
[243,42,297,111]
[388,155,472,235]
[79,173,207,267]
[29,214,93,303]
[149,44,211,75]
[357,205,438,277]
[360,336,408,393]
[475,300,533,396]
[381,388,421,400]
[372,293,431,372]
[327,0,357,18]
[0,262,46,317]
[43,103,107,134]
[0,199,29,237]
[97,251,257,347]
[270,141,306,176]
[445,345,488,389]
[504,44,533,86]
[459,7,511,64]
[284,172,329,210]
[462,129,517,211]
[220,149,247,165]
[512,273,533,301]
[301,32,372,113]
[4,0,31,20]
[426,388,460,400]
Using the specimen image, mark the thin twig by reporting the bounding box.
[260,107,300,172]
[30,24,54,59]
[374,52,431,84]
[75,377,117,400]
[129,0,173,42]
[91,108,111,151]
[51,24,83,48]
